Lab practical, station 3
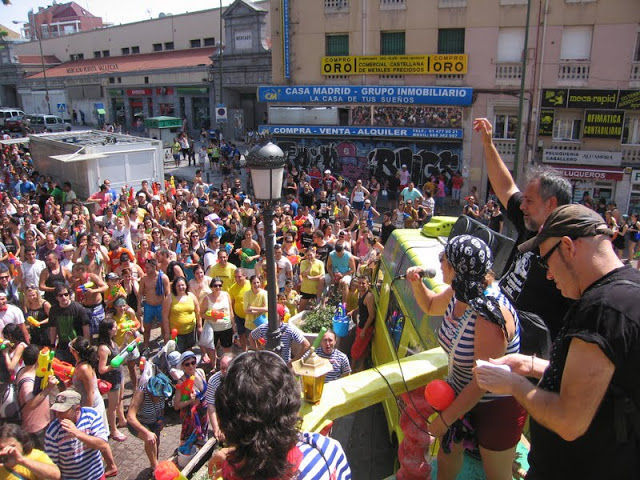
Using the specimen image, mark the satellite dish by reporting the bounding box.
[158,12,166,18]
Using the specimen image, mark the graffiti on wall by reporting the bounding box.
[275,137,462,187]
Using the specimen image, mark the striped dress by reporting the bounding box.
[437,293,520,402]
[297,432,352,480]
[44,407,108,480]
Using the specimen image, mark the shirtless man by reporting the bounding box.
[114,252,145,281]
[138,258,170,348]
[70,263,107,335]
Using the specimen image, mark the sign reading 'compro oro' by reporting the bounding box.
[257,85,472,106]
[321,55,468,75]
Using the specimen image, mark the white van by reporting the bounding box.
[0,109,26,127]
[28,114,71,133]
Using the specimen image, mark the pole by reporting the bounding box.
[513,0,532,182]
[263,203,282,355]
[218,0,223,105]
[32,17,51,115]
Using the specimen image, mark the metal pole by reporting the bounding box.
[218,0,223,105]
[513,0,532,182]
[263,201,282,355]
[33,17,51,115]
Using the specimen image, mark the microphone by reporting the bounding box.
[393,266,437,281]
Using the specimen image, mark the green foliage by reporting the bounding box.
[301,305,334,333]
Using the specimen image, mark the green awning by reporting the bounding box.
[96,108,106,115]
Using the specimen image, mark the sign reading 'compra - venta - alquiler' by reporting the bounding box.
[257,86,472,106]
[258,125,463,139]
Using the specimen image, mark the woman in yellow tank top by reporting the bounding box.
[162,276,202,353]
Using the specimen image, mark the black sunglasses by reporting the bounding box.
[213,284,223,288]
[183,360,196,367]
[538,241,562,270]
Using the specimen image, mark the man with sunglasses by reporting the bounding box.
[476,204,640,480]
[474,118,573,355]
[48,284,90,363]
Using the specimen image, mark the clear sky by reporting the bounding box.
[0,0,234,33]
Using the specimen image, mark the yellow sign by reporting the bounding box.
[321,54,467,75]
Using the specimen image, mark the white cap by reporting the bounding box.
[324,170,331,175]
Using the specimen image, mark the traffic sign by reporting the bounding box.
[216,104,227,123]
[57,103,66,113]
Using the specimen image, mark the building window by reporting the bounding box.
[117,77,122,83]
[121,47,130,55]
[144,76,149,84]
[325,0,349,9]
[164,42,174,50]
[326,34,349,56]
[131,46,140,54]
[153,43,162,52]
[497,28,524,62]
[109,77,115,84]
[438,29,465,54]
[381,31,405,55]
[553,113,582,141]
[623,115,640,145]
[494,113,518,139]
[70,53,84,61]
[190,39,201,48]
[560,26,592,60]
[634,31,640,62]
[102,50,110,58]
[204,37,215,46]
[94,51,101,58]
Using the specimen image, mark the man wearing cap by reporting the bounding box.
[250,304,310,365]
[473,118,573,354]
[44,389,110,480]
[475,204,640,480]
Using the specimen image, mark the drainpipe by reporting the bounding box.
[513,0,532,182]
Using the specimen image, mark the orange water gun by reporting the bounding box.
[205,309,225,320]
[52,358,75,386]
[7,253,20,277]
[176,375,195,401]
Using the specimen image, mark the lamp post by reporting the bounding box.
[246,141,285,355]
[14,18,51,114]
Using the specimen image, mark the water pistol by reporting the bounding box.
[0,338,12,350]
[117,318,138,333]
[224,242,233,254]
[34,347,55,393]
[176,375,195,401]
[171,328,178,340]
[205,309,225,320]
[287,254,301,265]
[128,186,134,201]
[152,182,160,195]
[169,176,176,195]
[27,316,48,328]
[51,357,75,386]
[110,337,142,368]
[154,460,187,480]
[76,281,95,293]
[7,253,20,277]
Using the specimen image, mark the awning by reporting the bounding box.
[552,164,625,181]
[96,108,106,115]
[0,137,30,145]
[50,153,108,162]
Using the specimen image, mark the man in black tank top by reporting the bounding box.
[39,251,71,307]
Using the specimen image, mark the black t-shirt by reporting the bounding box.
[488,212,503,232]
[528,266,640,479]
[300,190,315,208]
[315,242,333,265]
[49,301,90,350]
[300,232,314,251]
[381,223,396,245]
[499,192,571,340]
[314,199,330,220]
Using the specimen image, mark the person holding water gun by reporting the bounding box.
[173,351,208,445]
[70,263,107,336]
[104,272,127,312]
[111,297,142,391]
[199,277,235,369]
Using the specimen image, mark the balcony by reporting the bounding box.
[495,63,522,84]
[439,0,467,7]
[558,61,590,85]
[380,0,406,10]
[622,145,640,165]
[324,0,349,12]
[630,62,640,86]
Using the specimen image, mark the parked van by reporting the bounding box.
[0,108,26,127]
[28,114,71,133]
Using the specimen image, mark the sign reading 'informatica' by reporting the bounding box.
[257,86,473,106]
[257,125,463,139]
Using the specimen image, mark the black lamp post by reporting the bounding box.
[246,141,285,354]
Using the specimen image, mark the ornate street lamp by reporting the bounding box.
[246,141,285,354]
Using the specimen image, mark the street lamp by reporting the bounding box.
[246,141,285,354]
[13,18,51,114]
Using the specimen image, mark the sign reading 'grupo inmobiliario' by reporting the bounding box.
[321,55,467,75]
[542,149,622,167]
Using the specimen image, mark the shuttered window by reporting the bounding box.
[438,29,465,54]
[380,32,405,55]
[326,35,349,56]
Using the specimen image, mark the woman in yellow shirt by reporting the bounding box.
[299,247,325,311]
[162,276,202,353]
[0,423,60,480]
[242,275,268,334]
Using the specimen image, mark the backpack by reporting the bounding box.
[0,375,31,424]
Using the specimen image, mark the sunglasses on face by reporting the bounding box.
[213,284,223,288]
[538,241,562,270]
[57,292,70,298]
[183,361,196,367]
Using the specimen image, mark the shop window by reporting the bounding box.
[164,42,174,51]
[70,53,84,61]
[117,77,122,84]
[496,28,524,62]
[121,47,130,55]
[153,43,162,52]
[381,31,405,55]
[131,46,140,54]
[159,103,175,116]
[553,113,582,141]
[438,28,465,54]
[326,34,349,56]
[204,37,215,46]
[144,77,149,84]
[622,114,640,145]
[494,113,518,139]
[190,39,201,48]
[560,26,592,60]
[102,50,110,57]
[94,51,101,58]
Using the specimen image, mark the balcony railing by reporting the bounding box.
[324,0,349,12]
[380,0,406,9]
[558,61,590,83]
[495,63,522,83]
[622,145,640,165]
[630,62,640,83]
[439,0,467,7]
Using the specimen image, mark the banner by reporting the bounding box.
[321,54,468,75]
[583,110,623,138]
[257,85,473,106]
[282,0,290,79]
[567,90,618,109]
[258,124,463,139]
[617,90,640,110]
[538,108,554,136]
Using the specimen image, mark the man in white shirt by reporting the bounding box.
[20,246,46,292]
[0,292,29,342]
[274,244,293,291]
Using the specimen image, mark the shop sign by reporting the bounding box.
[632,169,640,184]
[617,90,640,110]
[541,89,568,108]
[538,108,554,136]
[127,88,152,96]
[321,54,468,75]
[542,149,622,166]
[257,85,473,106]
[108,89,124,96]
[176,87,209,95]
[156,87,174,95]
[554,166,624,181]
[583,110,623,139]
[257,124,463,139]
[65,63,119,74]
[567,89,618,109]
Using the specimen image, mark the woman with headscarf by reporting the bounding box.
[406,234,524,480]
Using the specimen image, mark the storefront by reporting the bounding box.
[629,169,640,214]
